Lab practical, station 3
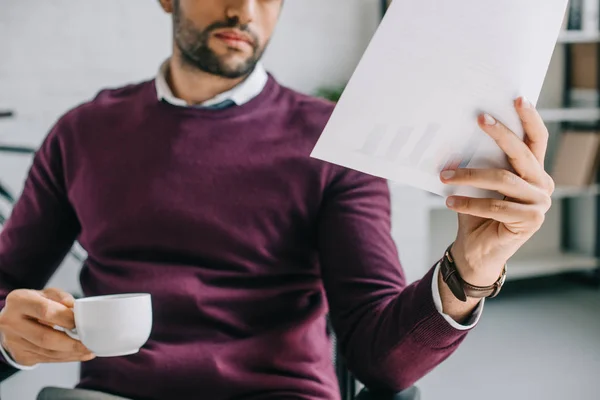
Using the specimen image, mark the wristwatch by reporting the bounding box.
[440,244,507,302]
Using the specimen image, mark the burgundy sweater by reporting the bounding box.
[0,77,468,400]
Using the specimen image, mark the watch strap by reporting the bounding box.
[440,255,467,302]
[440,244,507,302]
[462,276,505,299]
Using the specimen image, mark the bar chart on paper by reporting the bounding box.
[356,122,482,179]
[313,115,491,198]
[311,0,570,199]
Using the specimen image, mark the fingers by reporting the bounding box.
[14,318,88,353]
[38,289,76,329]
[10,351,93,366]
[441,168,550,205]
[477,113,546,186]
[446,196,546,231]
[514,97,549,165]
[8,290,75,330]
[0,289,94,366]
[2,335,95,365]
[41,288,75,308]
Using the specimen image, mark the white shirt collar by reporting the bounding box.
[155,59,269,108]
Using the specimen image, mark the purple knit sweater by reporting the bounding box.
[0,76,468,400]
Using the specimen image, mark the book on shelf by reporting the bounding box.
[568,0,584,30]
[564,0,599,32]
[568,40,599,131]
[552,131,600,187]
[571,43,597,89]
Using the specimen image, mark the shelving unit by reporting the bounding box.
[554,3,600,284]
[509,252,599,280]
[558,31,600,43]
[539,107,600,122]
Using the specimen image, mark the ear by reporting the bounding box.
[158,0,175,14]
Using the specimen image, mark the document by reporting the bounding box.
[311,0,569,198]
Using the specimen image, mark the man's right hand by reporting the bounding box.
[0,288,95,366]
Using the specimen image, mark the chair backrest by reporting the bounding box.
[329,316,421,400]
[329,317,357,400]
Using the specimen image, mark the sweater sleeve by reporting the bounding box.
[0,120,80,336]
[318,167,471,392]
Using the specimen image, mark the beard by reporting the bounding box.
[172,2,264,79]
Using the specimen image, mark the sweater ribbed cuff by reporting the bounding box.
[408,265,471,349]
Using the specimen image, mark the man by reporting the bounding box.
[0,1,553,399]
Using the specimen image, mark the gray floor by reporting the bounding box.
[417,276,600,400]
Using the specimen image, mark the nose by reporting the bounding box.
[226,0,256,25]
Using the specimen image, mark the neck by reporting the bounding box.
[167,51,248,105]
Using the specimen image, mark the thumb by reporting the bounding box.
[40,288,75,308]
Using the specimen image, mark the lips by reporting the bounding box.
[214,31,254,46]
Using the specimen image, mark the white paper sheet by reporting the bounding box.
[311,0,569,198]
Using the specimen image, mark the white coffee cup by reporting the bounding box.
[56,293,152,357]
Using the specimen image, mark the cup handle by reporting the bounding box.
[53,325,80,341]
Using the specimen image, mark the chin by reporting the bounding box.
[219,57,254,73]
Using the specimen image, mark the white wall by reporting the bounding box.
[0,1,381,399]
[0,0,379,147]
[264,0,380,93]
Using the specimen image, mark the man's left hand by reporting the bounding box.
[440,97,555,288]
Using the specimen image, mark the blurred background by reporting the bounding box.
[0,0,599,399]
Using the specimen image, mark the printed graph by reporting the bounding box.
[357,123,482,173]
